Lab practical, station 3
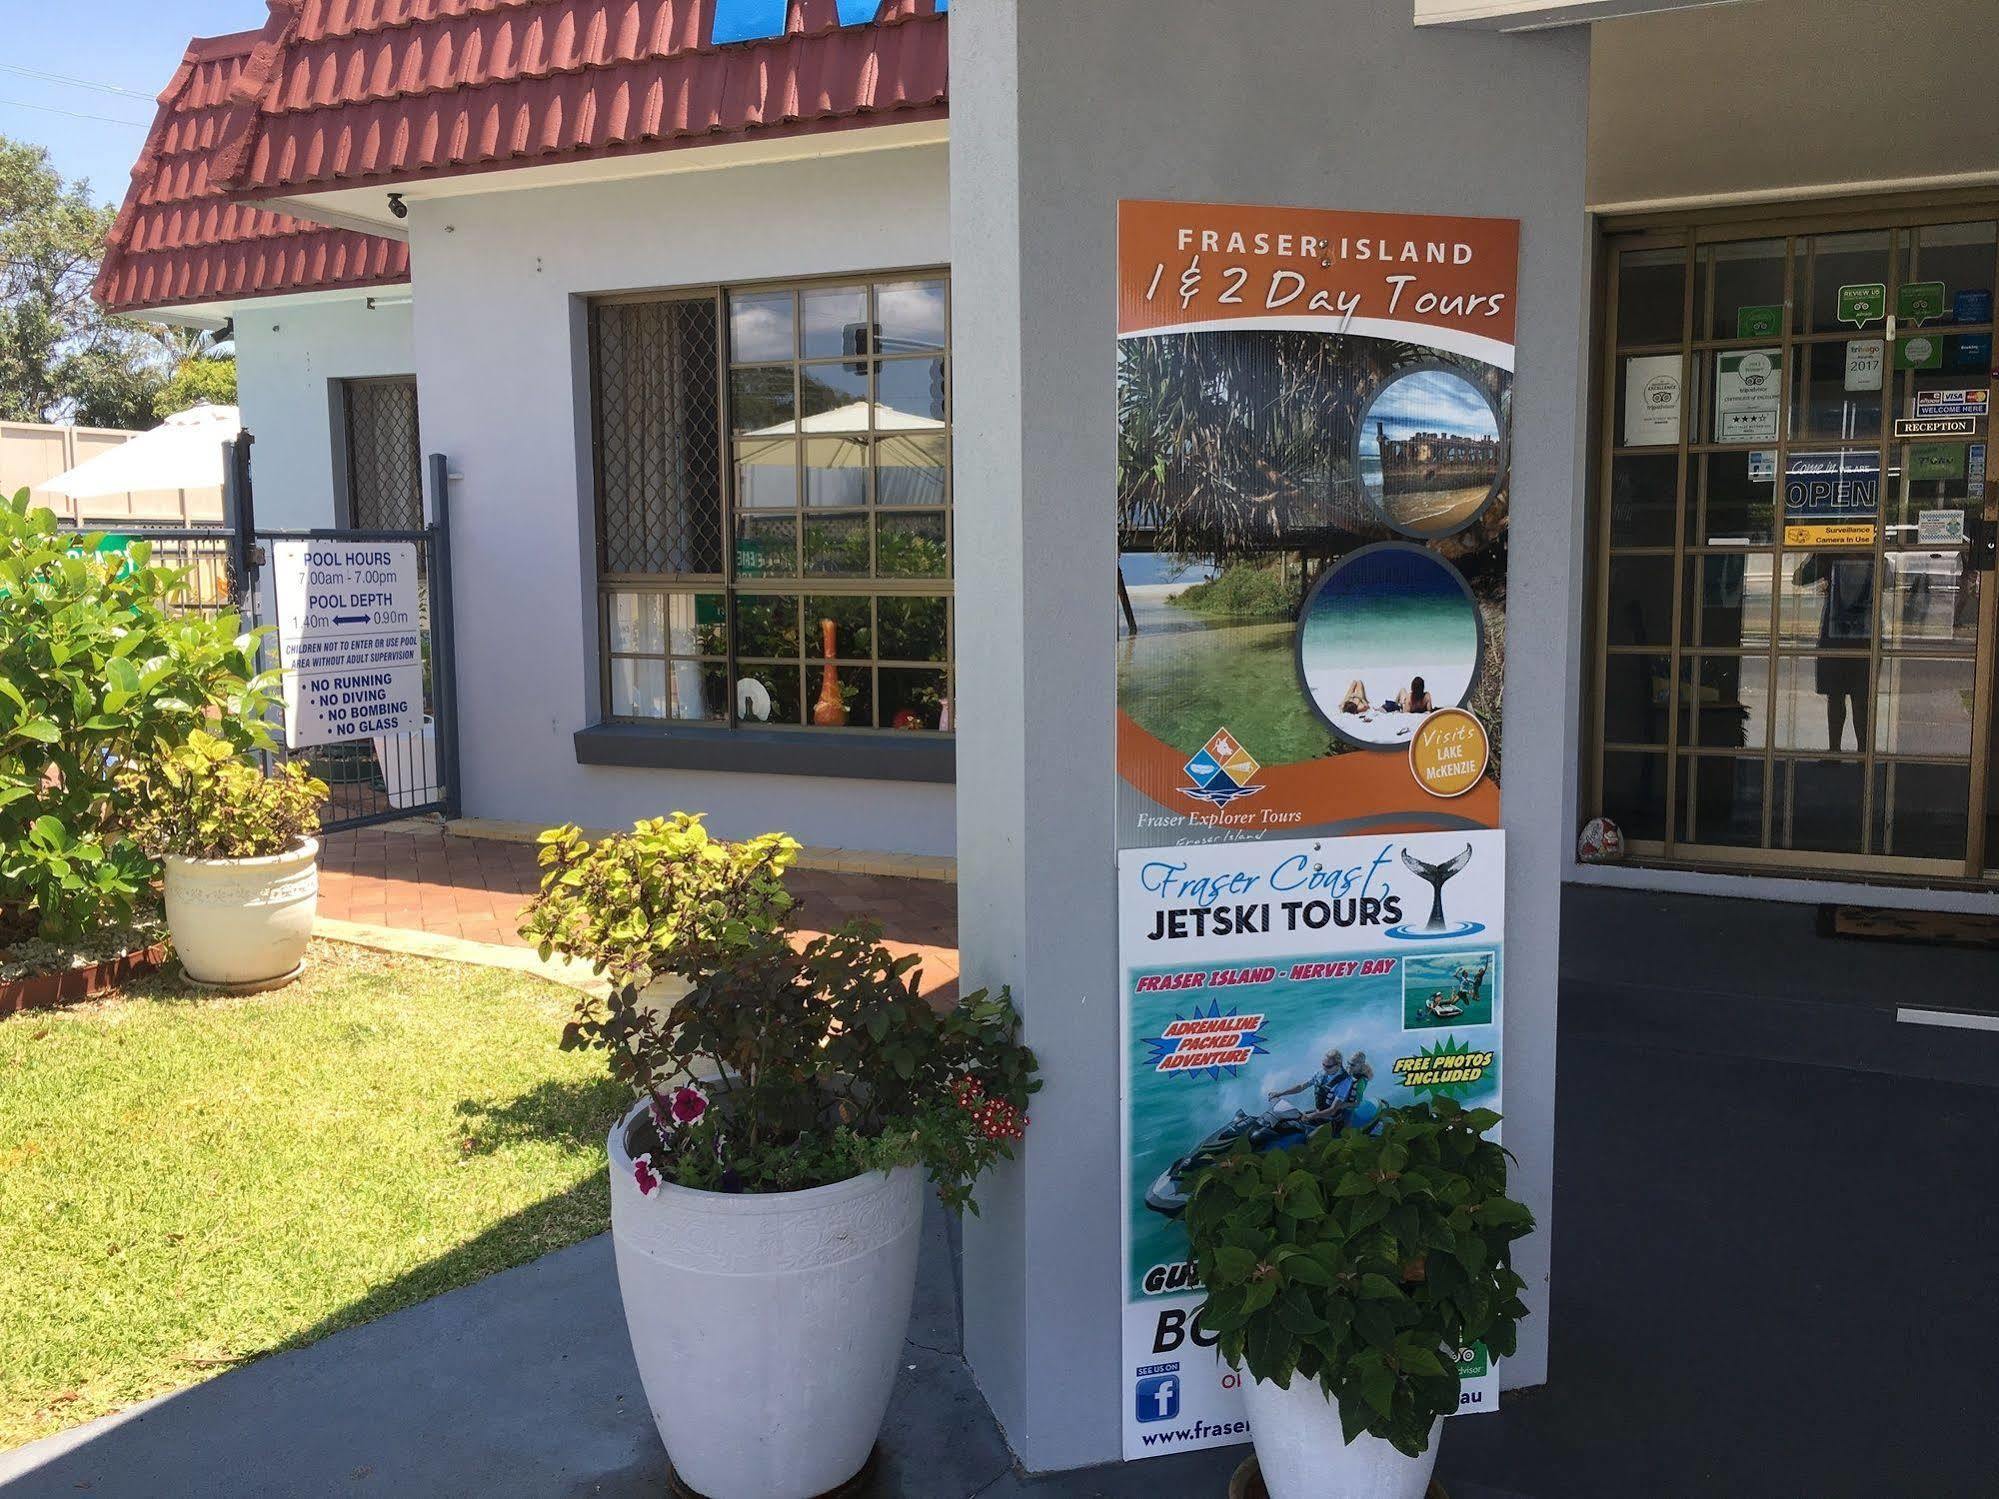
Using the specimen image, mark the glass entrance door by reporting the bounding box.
[1592,207,1999,882]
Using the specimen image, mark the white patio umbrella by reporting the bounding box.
[735,400,946,506]
[33,404,240,501]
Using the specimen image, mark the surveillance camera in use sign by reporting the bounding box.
[271,540,424,747]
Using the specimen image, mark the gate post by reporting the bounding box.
[426,453,464,821]
[221,431,257,603]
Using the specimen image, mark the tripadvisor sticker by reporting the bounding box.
[1410,707,1490,799]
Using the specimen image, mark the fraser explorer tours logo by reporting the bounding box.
[1180,728,1262,807]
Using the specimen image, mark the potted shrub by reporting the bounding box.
[123,731,328,989]
[1183,1100,1534,1499]
[521,815,1038,1499]
[0,489,276,949]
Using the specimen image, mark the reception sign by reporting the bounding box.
[1114,200,1517,1460]
[1117,830,1505,1459]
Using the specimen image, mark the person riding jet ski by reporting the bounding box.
[1142,1050,1376,1218]
[1268,1047,1369,1128]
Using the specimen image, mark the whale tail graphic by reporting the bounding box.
[1401,844,1473,931]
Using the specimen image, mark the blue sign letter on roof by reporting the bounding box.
[712,0,790,45]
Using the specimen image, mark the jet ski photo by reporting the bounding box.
[1424,989,1465,1020]
[1143,1095,1379,1217]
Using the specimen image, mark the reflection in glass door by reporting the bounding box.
[1591,207,1999,882]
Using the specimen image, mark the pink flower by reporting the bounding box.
[632,1153,660,1196]
[669,1085,709,1125]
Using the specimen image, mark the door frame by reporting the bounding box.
[1586,197,1999,886]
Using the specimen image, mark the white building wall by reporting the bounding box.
[233,294,416,532]
[403,143,956,852]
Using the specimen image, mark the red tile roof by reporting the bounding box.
[97,30,410,316]
[98,2,946,316]
[209,0,950,201]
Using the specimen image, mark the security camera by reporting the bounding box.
[387,192,408,220]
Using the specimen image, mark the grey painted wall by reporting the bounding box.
[952,0,1591,1471]
[1590,0,1999,208]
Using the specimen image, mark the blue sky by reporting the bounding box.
[1368,368,1498,445]
[2,1,254,206]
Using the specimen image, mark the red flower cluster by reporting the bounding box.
[955,1076,1026,1143]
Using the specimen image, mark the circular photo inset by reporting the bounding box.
[1297,543,1483,749]
[1356,364,1503,538]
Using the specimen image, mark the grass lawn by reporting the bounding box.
[0,941,626,1450]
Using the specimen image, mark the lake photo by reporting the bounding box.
[1299,544,1482,747]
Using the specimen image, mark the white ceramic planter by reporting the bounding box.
[1241,1375,1441,1499]
[607,1100,923,1499]
[162,837,319,987]
[371,717,437,810]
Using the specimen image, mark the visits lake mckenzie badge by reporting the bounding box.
[1409,707,1490,799]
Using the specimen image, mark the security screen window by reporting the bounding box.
[1590,214,1999,880]
[591,275,953,735]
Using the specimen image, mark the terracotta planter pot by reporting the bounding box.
[607,1099,923,1499]
[162,837,319,987]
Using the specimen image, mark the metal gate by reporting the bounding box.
[67,441,461,834]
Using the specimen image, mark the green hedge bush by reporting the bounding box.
[0,489,277,940]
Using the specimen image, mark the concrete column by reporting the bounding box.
[952,0,1591,1470]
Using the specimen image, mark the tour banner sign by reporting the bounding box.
[271,540,424,747]
[1118,830,1504,1458]
[1113,201,1519,1460]
[1115,200,1515,849]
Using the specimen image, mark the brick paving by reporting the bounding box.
[317,824,960,999]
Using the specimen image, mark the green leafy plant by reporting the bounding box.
[1171,557,1298,619]
[519,814,800,990]
[520,816,1039,1211]
[0,489,278,939]
[1183,1100,1533,1457]
[120,730,325,861]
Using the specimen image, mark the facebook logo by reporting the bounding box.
[1134,1372,1181,1424]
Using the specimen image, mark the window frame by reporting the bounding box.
[588,268,955,743]
[332,373,424,532]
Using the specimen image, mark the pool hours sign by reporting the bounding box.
[271,541,424,747]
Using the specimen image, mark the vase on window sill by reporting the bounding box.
[812,617,848,727]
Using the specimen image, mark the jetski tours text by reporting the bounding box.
[1136,843,1405,940]
[271,540,424,748]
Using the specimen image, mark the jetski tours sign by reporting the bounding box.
[1118,829,1505,1459]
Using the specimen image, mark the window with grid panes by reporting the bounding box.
[591,274,953,734]
[1589,213,1998,879]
